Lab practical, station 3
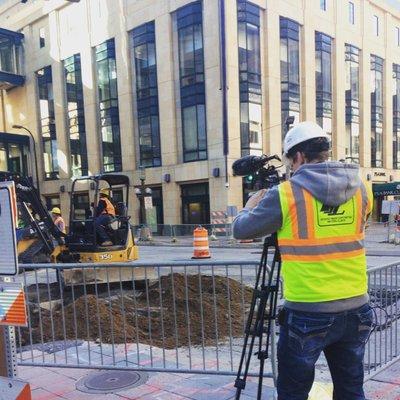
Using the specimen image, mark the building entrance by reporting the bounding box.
[181,183,210,225]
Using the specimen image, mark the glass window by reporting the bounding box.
[315,32,333,139]
[393,64,400,169]
[373,15,379,36]
[95,39,122,172]
[131,21,161,167]
[39,27,45,48]
[64,54,88,177]
[345,44,360,163]
[0,37,14,73]
[37,66,59,180]
[45,195,60,212]
[0,142,7,171]
[177,1,207,162]
[238,0,262,156]
[371,55,384,168]
[320,0,327,11]
[349,2,355,25]
[396,27,400,47]
[280,17,300,138]
[181,183,210,225]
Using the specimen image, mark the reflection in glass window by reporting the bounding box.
[280,17,300,138]
[177,1,207,162]
[345,44,360,163]
[37,66,59,180]
[371,55,384,168]
[131,21,161,167]
[64,54,88,177]
[393,64,400,169]
[95,39,122,172]
[237,0,262,156]
[315,32,333,140]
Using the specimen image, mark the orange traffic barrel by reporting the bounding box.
[192,226,211,259]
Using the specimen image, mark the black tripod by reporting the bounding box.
[234,233,282,400]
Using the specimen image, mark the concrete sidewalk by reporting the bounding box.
[16,360,400,400]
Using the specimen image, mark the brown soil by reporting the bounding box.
[19,273,253,349]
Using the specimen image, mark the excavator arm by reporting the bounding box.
[0,172,65,262]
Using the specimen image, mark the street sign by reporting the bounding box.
[382,200,399,215]
[0,282,27,327]
[144,196,153,210]
[0,182,18,276]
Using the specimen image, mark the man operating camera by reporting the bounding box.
[232,121,373,400]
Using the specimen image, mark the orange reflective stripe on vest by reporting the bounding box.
[101,198,116,216]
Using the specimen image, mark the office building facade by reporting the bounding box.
[1,0,400,224]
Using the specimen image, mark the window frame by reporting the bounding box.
[349,2,355,25]
[370,54,384,168]
[315,32,333,137]
[237,0,262,156]
[94,38,122,173]
[280,17,301,139]
[131,21,162,168]
[36,65,59,180]
[177,1,208,163]
[393,64,400,169]
[63,53,88,177]
[345,44,360,163]
[373,15,379,37]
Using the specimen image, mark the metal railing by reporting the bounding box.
[16,260,272,377]
[14,260,400,381]
[133,224,231,238]
[365,262,400,380]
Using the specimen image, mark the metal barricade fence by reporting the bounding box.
[16,261,272,378]
[365,262,400,380]
[15,260,400,381]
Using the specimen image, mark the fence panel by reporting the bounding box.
[15,260,400,381]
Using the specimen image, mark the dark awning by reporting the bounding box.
[372,182,400,196]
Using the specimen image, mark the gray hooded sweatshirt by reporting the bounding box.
[232,161,369,312]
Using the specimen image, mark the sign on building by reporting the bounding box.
[0,181,18,276]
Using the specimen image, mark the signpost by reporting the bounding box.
[0,182,30,399]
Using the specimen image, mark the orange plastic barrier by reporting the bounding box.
[192,226,211,259]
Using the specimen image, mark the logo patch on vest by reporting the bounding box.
[317,199,355,226]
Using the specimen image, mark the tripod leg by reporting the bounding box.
[235,250,269,398]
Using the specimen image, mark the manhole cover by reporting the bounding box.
[76,370,148,394]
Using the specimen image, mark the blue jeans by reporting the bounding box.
[94,214,113,243]
[277,303,373,400]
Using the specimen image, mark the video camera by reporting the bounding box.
[232,154,285,190]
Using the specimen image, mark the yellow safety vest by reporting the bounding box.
[277,180,373,303]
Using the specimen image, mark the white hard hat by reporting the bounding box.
[283,121,330,155]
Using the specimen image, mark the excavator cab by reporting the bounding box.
[64,174,139,264]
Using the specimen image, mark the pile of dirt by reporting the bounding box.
[19,273,253,349]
